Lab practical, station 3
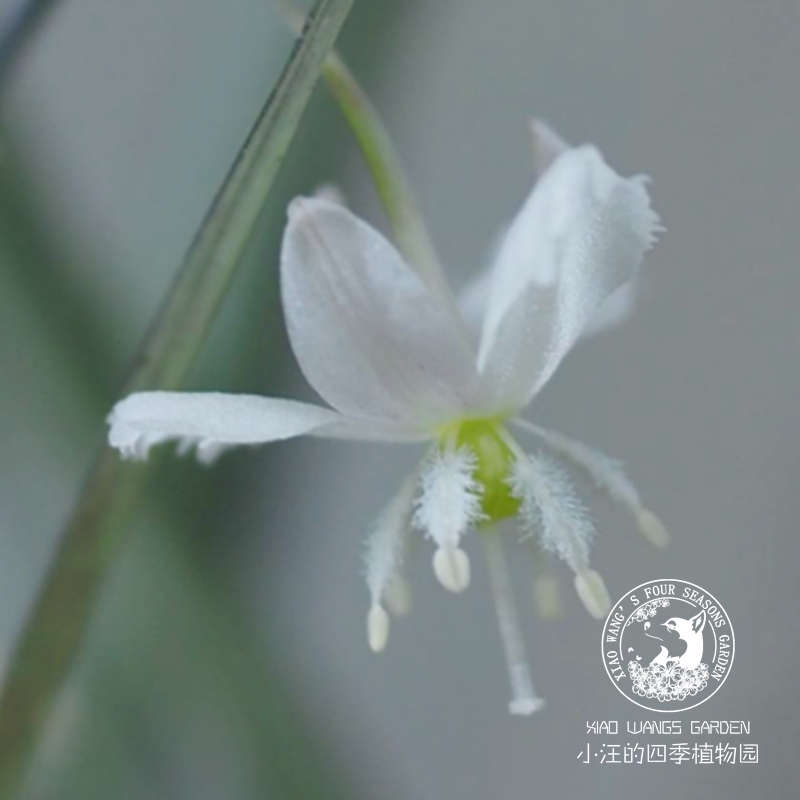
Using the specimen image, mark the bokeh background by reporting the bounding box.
[1,0,798,797]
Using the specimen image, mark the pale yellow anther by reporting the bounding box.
[575,569,611,620]
[636,509,670,548]
[367,604,390,652]
[384,576,412,617]
[433,546,471,593]
[532,573,562,621]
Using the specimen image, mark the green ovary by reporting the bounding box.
[449,419,521,522]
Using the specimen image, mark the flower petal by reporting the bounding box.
[477,146,660,411]
[458,266,493,341]
[582,281,637,338]
[312,416,427,443]
[461,263,637,349]
[107,391,419,461]
[458,120,569,343]
[281,198,480,428]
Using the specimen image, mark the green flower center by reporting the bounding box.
[442,418,521,522]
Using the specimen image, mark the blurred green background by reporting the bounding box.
[1,1,799,798]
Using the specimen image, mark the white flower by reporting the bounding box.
[108,122,665,715]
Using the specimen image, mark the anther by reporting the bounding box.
[636,509,670,548]
[532,573,562,621]
[574,569,611,620]
[384,576,412,617]
[367,604,390,652]
[433,546,471,593]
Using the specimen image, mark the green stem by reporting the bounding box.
[0,1,354,796]
[321,55,452,298]
[324,54,477,338]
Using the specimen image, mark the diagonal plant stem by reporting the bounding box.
[0,1,354,796]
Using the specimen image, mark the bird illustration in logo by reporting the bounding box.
[648,610,706,669]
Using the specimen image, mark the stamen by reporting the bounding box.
[362,479,420,646]
[363,475,416,648]
[635,509,670,548]
[510,419,669,548]
[574,569,611,620]
[508,450,594,572]
[384,576,412,617]
[482,530,545,716]
[367,604,390,653]
[414,444,483,591]
[432,546,471,593]
[505,438,612,619]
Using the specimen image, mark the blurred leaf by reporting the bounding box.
[0,0,60,89]
[0,1,355,796]
[0,153,119,406]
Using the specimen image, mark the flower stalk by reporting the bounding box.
[321,56,449,292]
[0,1,354,796]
